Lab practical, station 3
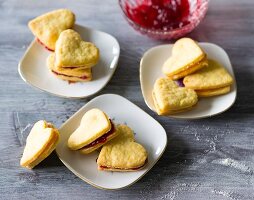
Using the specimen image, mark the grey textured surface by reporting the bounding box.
[0,0,254,199]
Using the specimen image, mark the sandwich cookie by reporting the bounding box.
[47,53,92,82]
[183,59,233,97]
[196,86,231,97]
[68,108,118,154]
[97,124,148,171]
[55,29,99,69]
[28,9,75,51]
[20,120,59,169]
[152,77,198,115]
[162,38,208,80]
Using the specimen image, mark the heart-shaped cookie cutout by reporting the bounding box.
[153,77,198,115]
[162,38,206,78]
[97,124,147,171]
[28,9,75,51]
[20,120,59,169]
[183,59,233,90]
[55,29,99,68]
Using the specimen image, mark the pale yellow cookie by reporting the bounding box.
[28,9,75,50]
[152,77,198,115]
[67,109,118,153]
[162,38,207,77]
[183,59,234,90]
[196,86,231,97]
[169,58,208,80]
[55,29,99,68]
[97,124,147,171]
[20,120,59,169]
[26,132,59,169]
[47,53,92,82]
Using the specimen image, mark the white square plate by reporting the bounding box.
[140,43,237,119]
[18,25,120,98]
[55,94,167,189]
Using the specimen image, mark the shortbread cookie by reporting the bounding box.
[162,38,207,79]
[183,59,233,90]
[55,29,99,68]
[152,77,198,115]
[47,53,92,82]
[196,86,231,97]
[28,9,75,51]
[67,109,118,154]
[20,120,59,169]
[97,124,147,171]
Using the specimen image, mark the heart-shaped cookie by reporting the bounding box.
[183,59,233,90]
[20,120,59,169]
[97,124,147,171]
[28,9,75,51]
[68,108,118,154]
[152,77,198,115]
[55,29,99,68]
[47,53,92,82]
[162,38,207,80]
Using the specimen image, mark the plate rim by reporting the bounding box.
[55,93,168,190]
[140,42,237,119]
[18,25,120,99]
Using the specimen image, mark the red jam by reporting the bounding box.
[99,159,148,170]
[51,70,88,79]
[80,121,115,149]
[36,38,54,52]
[125,0,190,30]
[68,81,76,84]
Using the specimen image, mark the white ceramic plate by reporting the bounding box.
[18,25,120,98]
[56,94,167,190]
[140,43,237,119]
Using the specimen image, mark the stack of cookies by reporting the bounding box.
[28,9,99,83]
[47,29,99,82]
[153,38,234,115]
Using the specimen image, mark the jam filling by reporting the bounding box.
[99,159,148,170]
[125,0,191,30]
[175,78,184,87]
[51,70,88,79]
[62,66,87,69]
[80,120,115,149]
[37,38,54,52]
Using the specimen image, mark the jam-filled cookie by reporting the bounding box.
[97,124,148,171]
[68,109,118,154]
[152,77,198,115]
[162,38,208,80]
[28,9,75,51]
[47,53,92,82]
[184,59,233,97]
[20,120,59,169]
[55,29,99,68]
